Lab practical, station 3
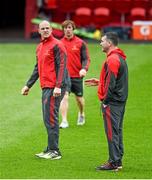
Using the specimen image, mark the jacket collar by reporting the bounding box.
[41,35,53,43]
[64,35,75,41]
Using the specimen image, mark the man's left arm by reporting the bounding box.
[53,44,66,96]
[80,42,90,77]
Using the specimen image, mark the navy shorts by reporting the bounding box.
[70,78,83,97]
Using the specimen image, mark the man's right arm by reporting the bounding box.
[26,63,39,88]
[21,63,39,95]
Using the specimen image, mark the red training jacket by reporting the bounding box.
[61,35,90,78]
[26,35,67,89]
[98,48,128,104]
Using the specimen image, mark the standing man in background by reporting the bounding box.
[59,20,90,129]
[21,20,67,160]
[85,32,128,171]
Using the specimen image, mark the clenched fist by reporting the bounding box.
[21,86,30,95]
[79,69,86,77]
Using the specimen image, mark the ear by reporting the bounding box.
[108,40,112,46]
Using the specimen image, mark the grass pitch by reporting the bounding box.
[0,42,152,179]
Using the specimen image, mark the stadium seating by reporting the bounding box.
[132,0,149,9]
[130,7,146,22]
[51,9,67,23]
[113,0,132,26]
[147,8,152,20]
[43,0,58,9]
[93,0,113,9]
[73,7,92,27]
[76,0,94,9]
[27,0,152,39]
[57,0,77,19]
[93,7,111,28]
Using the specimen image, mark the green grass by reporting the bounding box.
[0,43,152,179]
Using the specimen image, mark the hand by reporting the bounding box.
[85,78,99,86]
[53,87,61,97]
[79,69,86,77]
[102,103,108,108]
[21,86,29,95]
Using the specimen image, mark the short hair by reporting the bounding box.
[62,20,76,30]
[105,32,119,46]
[39,20,51,28]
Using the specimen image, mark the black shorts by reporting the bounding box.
[70,78,83,97]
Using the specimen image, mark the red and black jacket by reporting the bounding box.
[61,35,90,78]
[26,35,68,89]
[98,48,128,104]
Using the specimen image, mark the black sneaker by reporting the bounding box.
[96,162,118,171]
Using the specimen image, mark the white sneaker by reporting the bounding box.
[59,121,69,128]
[41,150,62,160]
[35,148,49,157]
[38,152,52,159]
[35,152,46,157]
[77,114,85,125]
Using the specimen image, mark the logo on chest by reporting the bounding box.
[72,45,79,51]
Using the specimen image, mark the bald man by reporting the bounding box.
[21,20,68,160]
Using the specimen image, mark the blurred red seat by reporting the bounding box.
[57,0,76,12]
[73,7,92,27]
[130,7,146,22]
[57,0,77,19]
[44,0,57,9]
[148,8,152,20]
[93,7,111,28]
[113,0,132,25]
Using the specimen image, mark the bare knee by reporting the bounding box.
[76,96,85,105]
[61,92,69,105]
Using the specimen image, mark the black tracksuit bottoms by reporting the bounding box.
[42,88,65,151]
[101,102,126,164]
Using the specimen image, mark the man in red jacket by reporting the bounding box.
[85,32,128,171]
[21,20,68,160]
[59,20,90,129]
